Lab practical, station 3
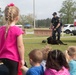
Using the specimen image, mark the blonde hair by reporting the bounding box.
[41,45,52,60]
[4,4,19,38]
[4,5,19,25]
[67,46,76,56]
[29,49,43,63]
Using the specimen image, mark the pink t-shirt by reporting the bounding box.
[44,66,70,75]
[0,25,24,62]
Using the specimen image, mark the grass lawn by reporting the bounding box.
[23,34,76,67]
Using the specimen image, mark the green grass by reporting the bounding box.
[23,34,76,67]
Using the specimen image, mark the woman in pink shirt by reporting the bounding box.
[0,3,25,75]
[44,50,70,75]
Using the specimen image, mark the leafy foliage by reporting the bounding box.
[36,18,51,28]
[59,0,76,24]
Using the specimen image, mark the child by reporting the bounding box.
[41,45,52,71]
[44,49,70,75]
[67,46,76,75]
[0,3,25,75]
[25,49,44,75]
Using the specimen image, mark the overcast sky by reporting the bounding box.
[0,0,74,19]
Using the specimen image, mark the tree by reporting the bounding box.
[26,14,34,25]
[59,0,76,24]
[17,14,34,27]
[17,15,27,25]
[36,18,51,28]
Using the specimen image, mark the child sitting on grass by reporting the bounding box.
[66,46,76,75]
[21,49,44,75]
[41,45,52,71]
[44,49,70,75]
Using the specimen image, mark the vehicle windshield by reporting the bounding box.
[63,25,68,27]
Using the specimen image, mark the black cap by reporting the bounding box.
[52,12,57,16]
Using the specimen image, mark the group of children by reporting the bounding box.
[20,46,76,75]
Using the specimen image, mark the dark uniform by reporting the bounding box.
[51,15,61,40]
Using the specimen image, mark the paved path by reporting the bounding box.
[26,31,34,34]
[23,36,76,39]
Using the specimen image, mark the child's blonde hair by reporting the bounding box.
[65,46,76,62]
[29,49,43,63]
[67,46,76,56]
[41,45,52,60]
[4,3,19,25]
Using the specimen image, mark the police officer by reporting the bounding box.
[51,12,61,41]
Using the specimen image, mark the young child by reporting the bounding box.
[41,45,52,71]
[44,49,70,75]
[24,49,44,75]
[66,46,76,75]
[0,3,25,75]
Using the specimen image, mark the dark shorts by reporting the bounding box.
[0,64,9,75]
[0,58,18,75]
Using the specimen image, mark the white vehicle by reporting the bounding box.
[15,25,23,29]
[62,24,74,34]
